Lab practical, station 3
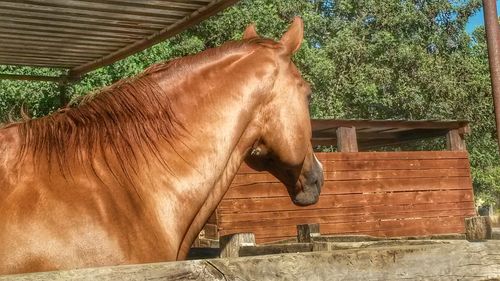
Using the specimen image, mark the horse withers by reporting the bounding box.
[0,17,323,274]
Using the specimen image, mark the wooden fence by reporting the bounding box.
[214,151,476,244]
[4,240,500,280]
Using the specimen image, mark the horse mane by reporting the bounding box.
[12,37,281,184]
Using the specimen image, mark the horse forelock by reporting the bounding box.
[10,37,282,186]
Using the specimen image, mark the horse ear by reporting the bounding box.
[280,17,304,55]
[243,23,259,39]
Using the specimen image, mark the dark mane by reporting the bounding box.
[12,38,281,183]
[18,74,181,182]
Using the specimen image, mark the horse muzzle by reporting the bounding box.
[293,155,324,206]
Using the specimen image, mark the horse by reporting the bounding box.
[0,17,323,275]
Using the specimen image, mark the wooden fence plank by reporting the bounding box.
[320,159,470,171]
[319,151,469,160]
[220,216,468,238]
[218,190,474,213]
[218,202,476,223]
[232,169,470,184]
[218,208,476,231]
[237,152,469,173]
[226,177,472,198]
[5,241,500,281]
[336,126,358,152]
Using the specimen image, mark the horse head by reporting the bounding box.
[244,17,324,206]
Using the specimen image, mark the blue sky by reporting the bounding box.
[466,0,500,33]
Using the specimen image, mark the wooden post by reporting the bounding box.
[297,224,320,243]
[465,216,492,241]
[336,126,358,152]
[58,81,70,107]
[483,0,500,154]
[446,129,466,151]
[219,233,255,258]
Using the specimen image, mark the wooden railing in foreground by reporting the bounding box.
[218,222,492,258]
[2,223,497,280]
[3,240,499,280]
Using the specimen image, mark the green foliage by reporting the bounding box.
[473,166,500,204]
[0,66,64,120]
[0,0,498,202]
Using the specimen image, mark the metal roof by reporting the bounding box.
[311,119,470,149]
[0,0,239,82]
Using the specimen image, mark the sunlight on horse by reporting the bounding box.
[0,17,323,274]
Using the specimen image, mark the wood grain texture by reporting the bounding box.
[218,201,475,223]
[4,241,499,281]
[336,126,358,152]
[219,233,256,258]
[218,190,474,212]
[446,129,466,151]
[228,177,471,197]
[214,151,475,243]
[465,216,493,241]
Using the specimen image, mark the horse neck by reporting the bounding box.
[139,49,277,255]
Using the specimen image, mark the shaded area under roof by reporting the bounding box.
[0,0,239,81]
[311,119,470,149]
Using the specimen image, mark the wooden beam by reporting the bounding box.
[297,224,320,243]
[356,130,447,150]
[336,126,358,152]
[68,0,241,79]
[238,243,313,257]
[311,120,470,149]
[219,233,255,258]
[3,241,500,280]
[446,129,467,151]
[483,0,500,155]
[465,216,492,241]
[0,73,65,83]
[312,119,470,131]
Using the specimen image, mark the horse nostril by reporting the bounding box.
[315,175,323,193]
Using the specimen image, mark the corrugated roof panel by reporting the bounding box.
[0,0,240,80]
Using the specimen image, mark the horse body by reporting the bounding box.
[0,18,323,274]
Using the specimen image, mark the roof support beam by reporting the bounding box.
[0,73,65,83]
[68,0,240,79]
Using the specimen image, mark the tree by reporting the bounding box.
[0,0,498,202]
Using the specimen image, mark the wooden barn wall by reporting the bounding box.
[215,151,476,244]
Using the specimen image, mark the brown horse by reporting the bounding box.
[0,17,323,275]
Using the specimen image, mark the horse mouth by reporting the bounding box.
[292,179,321,206]
[293,165,323,206]
[292,189,320,206]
